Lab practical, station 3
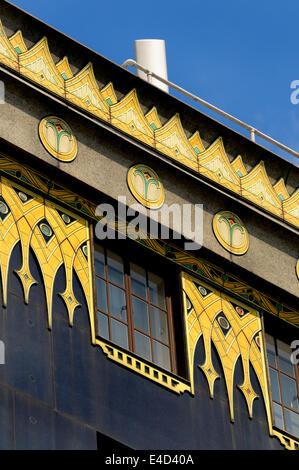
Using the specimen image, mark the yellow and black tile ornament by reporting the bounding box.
[213,211,249,255]
[1,18,297,227]
[39,116,78,162]
[127,164,165,209]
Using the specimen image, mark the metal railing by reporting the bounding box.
[122,59,299,160]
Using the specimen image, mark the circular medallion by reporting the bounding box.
[218,315,230,330]
[82,245,88,257]
[40,223,52,238]
[127,164,165,209]
[236,306,244,316]
[39,116,77,162]
[213,211,249,255]
[18,192,28,202]
[296,260,299,280]
[0,201,9,215]
[62,214,71,224]
[255,334,261,348]
[199,286,207,296]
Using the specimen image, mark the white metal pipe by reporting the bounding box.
[122,59,299,160]
[134,40,169,92]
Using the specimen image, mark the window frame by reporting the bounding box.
[93,240,180,375]
[264,316,299,439]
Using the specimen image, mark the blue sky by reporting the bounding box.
[9,0,299,166]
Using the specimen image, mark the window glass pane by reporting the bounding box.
[96,278,107,312]
[97,312,109,340]
[148,272,166,309]
[277,340,295,376]
[151,307,169,343]
[281,375,299,411]
[135,331,151,362]
[111,319,128,350]
[107,250,124,286]
[285,408,299,438]
[132,297,149,333]
[153,340,171,371]
[95,246,105,277]
[109,285,127,321]
[273,403,284,430]
[269,368,281,402]
[131,263,147,299]
[265,334,276,368]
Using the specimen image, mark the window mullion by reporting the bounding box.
[276,339,288,431]
[125,262,135,353]
[166,294,177,375]
[105,249,112,341]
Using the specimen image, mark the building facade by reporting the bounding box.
[0,0,298,450]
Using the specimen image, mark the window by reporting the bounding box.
[94,243,178,373]
[265,332,299,438]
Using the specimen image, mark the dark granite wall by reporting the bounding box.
[0,243,283,449]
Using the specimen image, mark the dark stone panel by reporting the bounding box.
[53,313,104,427]
[72,270,91,331]
[0,247,53,406]
[0,385,14,450]
[52,307,285,450]
[15,392,53,450]
[54,413,97,450]
[0,245,287,450]
[28,247,47,310]
[7,242,24,301]
[0,292,53,405]
[52,264,69,323]
[14,392,97,450]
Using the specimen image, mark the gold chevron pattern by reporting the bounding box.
[0,150,297,329]
[0,19,297,228]
[182,272,272,424]
[0,176,94,333]
[182,273,299,449]
[0,164,189,394]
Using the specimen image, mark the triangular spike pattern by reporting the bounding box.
[0,17,297,228]
[182,273,273,427]
[273,178,290,201]
[155,114,198,170]
[197,137,241,193]
[231,155,247,177]
[19,37,65,97]
[0,177,93,330]
[73,242,96,343]
[283,189,299,227]
[145,107,162,130]
[111,89,154,147]
[56,56,73,80]
[100,81,118,105]
[66,63,109,120]
[0,19,18,70]
[241,161,283,218]
[189,130,205,154]
[9,30,27,54]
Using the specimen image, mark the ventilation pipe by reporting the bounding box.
[134,39,169,93]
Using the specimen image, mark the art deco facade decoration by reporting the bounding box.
[182,273,270,420]
[39,116,78,162]
[0,175,93,333]
[0,143,298,448]
[0,7,298,450]
[212,211,249,255]
[127,164,165,209]
[0,19,297,229]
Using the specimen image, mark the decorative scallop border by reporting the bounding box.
[0,18,297,229]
